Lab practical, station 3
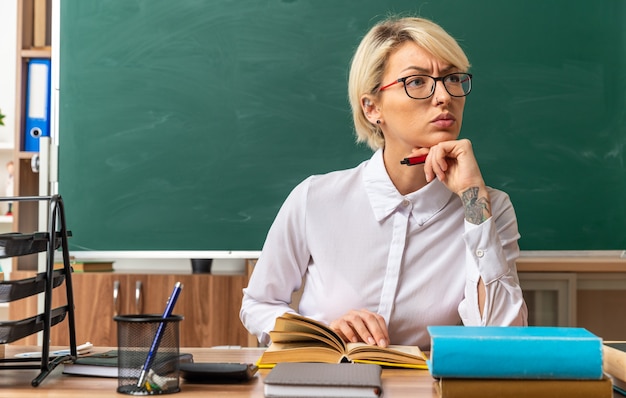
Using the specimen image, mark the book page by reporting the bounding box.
[260,341,345,364]
[346,343,427,365]
[269,330,343,352]
[275,313,346,352]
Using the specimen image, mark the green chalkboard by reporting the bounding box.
[59,0,626,251]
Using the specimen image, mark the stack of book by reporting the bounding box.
[427,325,613,398]
[604,341,626,395]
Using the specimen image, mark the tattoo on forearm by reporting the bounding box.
[461,187,491,225]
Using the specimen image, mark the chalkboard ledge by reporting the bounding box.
[67,250,262,260]
[62,250,626,275]
[520,250,626,258]
[67,250,625,260]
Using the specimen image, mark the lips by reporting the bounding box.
[431,113,456,128]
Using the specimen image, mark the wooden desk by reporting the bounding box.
[1,346,621,397]
[0,346,437,397]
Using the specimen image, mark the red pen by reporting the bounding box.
[400,154,427,166]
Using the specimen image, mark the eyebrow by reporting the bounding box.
[400,65,456,75]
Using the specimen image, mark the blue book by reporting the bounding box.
[427,326,603,380]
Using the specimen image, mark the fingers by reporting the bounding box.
[423,144,449,182]
[329,309,390,347]
[422,139,485,194]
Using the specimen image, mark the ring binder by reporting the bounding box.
[23,59,51,152]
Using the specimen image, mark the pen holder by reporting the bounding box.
[114,314,183,395]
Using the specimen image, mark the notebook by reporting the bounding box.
[263,362,382,398]
[62,350,193,378]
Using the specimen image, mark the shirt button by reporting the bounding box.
[401,199,410,207]
[476,249,485,258]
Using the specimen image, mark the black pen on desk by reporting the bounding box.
[136,281,183,389]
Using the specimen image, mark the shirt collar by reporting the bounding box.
[363,149,454,222]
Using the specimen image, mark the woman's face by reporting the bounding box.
[376,41,466,152]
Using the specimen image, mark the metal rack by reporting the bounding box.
[0,195,77,386]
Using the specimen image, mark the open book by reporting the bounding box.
[258,313,427,369]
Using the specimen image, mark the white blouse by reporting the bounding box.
[240,149,527,348]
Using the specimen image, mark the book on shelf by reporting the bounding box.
[54,260,114,272]
[263,362,382,398]
[427,325,603,379]
[257,312,427,369]
[434,375,613,398]
[604,341,626,383]
[62,350,193,378]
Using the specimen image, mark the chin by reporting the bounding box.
[427,131,460,145]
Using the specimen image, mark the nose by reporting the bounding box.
[432,80,451,105]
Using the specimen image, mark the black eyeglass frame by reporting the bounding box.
[379,72,473,100]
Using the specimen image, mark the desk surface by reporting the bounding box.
[1,346,621,397]
[0,346,437,397]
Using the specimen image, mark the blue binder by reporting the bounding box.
[23,58,51,152]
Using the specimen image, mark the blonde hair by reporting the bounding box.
[348,17,470,150]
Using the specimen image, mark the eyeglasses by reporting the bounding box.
[379,72,472,100]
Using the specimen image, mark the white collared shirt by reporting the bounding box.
[241,149,528,348]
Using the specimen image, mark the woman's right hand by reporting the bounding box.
[329,309,390,348]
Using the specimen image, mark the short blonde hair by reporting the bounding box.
[348,17,470,150]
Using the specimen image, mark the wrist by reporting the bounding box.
[461,186,491,225]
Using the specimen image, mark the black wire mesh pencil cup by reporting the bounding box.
[114,314,183,395]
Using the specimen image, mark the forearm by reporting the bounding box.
[461,185,491,225]
[460,185,490,316]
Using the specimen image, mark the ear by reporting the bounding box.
[361,95,381,125]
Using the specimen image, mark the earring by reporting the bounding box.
[376,120,381,124]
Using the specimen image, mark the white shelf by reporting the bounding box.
[0,215,13,224]
[0,142,14,151]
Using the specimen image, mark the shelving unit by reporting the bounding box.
[12,0,52,272]
[0,195,76,387]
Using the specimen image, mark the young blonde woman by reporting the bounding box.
[241,16,527,350]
